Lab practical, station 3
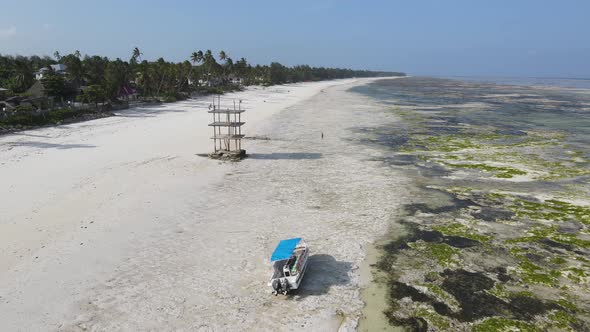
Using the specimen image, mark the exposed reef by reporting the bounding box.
[354,78,590,331]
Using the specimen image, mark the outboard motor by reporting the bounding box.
[279,278,289,295]
[271,279,281,295]
[271,278,289,295]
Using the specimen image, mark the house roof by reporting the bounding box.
[36,64,67,74]
[26,81,45,98]
[51,64,67,71]
[118,85,138,96]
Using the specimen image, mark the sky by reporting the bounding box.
[0,0,589,78]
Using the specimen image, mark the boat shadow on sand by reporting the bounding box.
[288,254,352,300]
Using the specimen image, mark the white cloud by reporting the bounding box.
[0,26,17,39]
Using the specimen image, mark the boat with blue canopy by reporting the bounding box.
[268,237,309,295]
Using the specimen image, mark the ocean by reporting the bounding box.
[444,76,590,90]
[353,77,590,330]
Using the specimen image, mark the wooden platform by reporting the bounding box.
[210,134,245,139]
[208,149,246,161]
[208,122,245,127]
[207,109,245,114]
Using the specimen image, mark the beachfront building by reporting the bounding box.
[35,64,68,80]
[118,85,139,101]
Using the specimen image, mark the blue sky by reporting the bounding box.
[1,0,589,78]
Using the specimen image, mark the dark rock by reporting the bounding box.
[444,236,481,248]
[386,316,428,332]
[441,269,512,321]
[471,207,514,222]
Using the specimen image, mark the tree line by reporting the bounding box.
[0,48,405,104]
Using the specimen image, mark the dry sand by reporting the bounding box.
[0,78,407,331]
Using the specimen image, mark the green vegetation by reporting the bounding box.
[0,108,104,127]
[487,192,590,228]
[506,197,590,224]
[550,256,568,265]
[549,311,578,330]
[433,223,492,243]
[486,284,510,300]
[555,298,578,312]
[443,162,527,178]
[414,308,451,329]
[505,225,558,243]
[519,259,559,286]
[1,50,404,128]
[472,317,540,332]
[0,50,404,99]
[421,243,459,266]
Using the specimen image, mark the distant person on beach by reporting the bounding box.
[321,132,324,139]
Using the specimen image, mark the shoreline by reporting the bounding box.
[0,77,408,330]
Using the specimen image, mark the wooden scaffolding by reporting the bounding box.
[208,95,245,156]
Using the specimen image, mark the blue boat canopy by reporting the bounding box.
[270,237,302,262]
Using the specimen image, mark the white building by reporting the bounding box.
[35,64,68,80]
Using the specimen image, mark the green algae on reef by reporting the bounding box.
[354,77,590,331]
[472,317,540,332]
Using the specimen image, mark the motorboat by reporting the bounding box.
[268,237,309,295]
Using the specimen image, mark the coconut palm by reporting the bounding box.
[203,50,217,83]
[132,47,142,62]
[190,51,203,65]
[188,51,204,88]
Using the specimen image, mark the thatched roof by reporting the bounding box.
[26,81,45,98]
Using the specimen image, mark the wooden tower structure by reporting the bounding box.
[208,95,246,159]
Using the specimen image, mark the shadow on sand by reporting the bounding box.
[247,153,322,160]
[114,99,216,118]
[8,141,96,150]
[114,107,189,118]
[15,133,52,138]
[289,254,352,300]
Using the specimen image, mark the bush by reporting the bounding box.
[163,95,177,103]
[0,107,96,127]
[15,105,36,113]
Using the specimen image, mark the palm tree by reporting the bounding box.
[53,51,61,62]
[203,50,216,83]
[132,47,142,62]
[223,57,233,84]
[188,51,204,88]
[74,50,81,59]
[190,51,202,65]
[218,51,228,82]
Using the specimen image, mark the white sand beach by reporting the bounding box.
[0,78,407,331]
